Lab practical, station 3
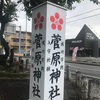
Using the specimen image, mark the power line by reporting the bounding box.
[66,7,100,19]
[16,3,22,9]
[66,13,100,24]
[73,1,90,7]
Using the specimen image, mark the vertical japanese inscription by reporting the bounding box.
[51,52,60,66]
[34,51,42,65]
[49,68,61,84]
[35,33,42,49]
[47,33,63,100]
[32,32,45,99]
[49,85,60,100]
[32,84,41,98]
[33,68,42,83]
[48,34,61,50]
[50,34,61,50]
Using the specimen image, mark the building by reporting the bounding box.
[66,24,100,57]
[4,24,31,57]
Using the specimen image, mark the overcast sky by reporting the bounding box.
[12,0,100,39]
[11,0,32,32]
[66,0,100,39]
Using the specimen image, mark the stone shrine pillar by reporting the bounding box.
[29,2,66,100]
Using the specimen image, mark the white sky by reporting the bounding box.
[12,0,100,39]
[66,0,100,39]
[11,1,32,32]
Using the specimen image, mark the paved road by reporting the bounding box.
[65,57,100,63]
[66,62,100,79]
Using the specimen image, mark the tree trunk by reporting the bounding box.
[9,49,14,66]
[0,22,9,64]
[1,38,9,60]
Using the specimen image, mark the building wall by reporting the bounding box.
[65,24,100,57]
[93,41,99,57]
[5,24,16,34]
[4,24,31,56]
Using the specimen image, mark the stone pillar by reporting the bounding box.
[29,1,66,100]
[76,71,81,87]
[81,76,89,99]
[65,65,71,80]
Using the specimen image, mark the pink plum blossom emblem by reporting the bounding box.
[50,12,63,31]
[34,12,44,30]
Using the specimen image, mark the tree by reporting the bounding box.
[90,0,100,4]
[0,0,17,64]
[0,0,99,64]
[18,0,100,18]
[18,0,80,18]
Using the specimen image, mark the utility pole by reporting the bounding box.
[25,14,27,56]
[19,26,21,55]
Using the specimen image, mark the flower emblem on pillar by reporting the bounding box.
[34,12,44,30]
[50,12,63,31]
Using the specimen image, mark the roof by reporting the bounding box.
[76,24,99,41]
[87,25,100,39]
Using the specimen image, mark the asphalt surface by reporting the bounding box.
[65,56,100,79]
[66,62,100,79]
[65,56,100,66]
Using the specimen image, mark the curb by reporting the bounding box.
[66,60,100,66]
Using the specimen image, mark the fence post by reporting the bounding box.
[76,71,81,87]
[65,65,71,80]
